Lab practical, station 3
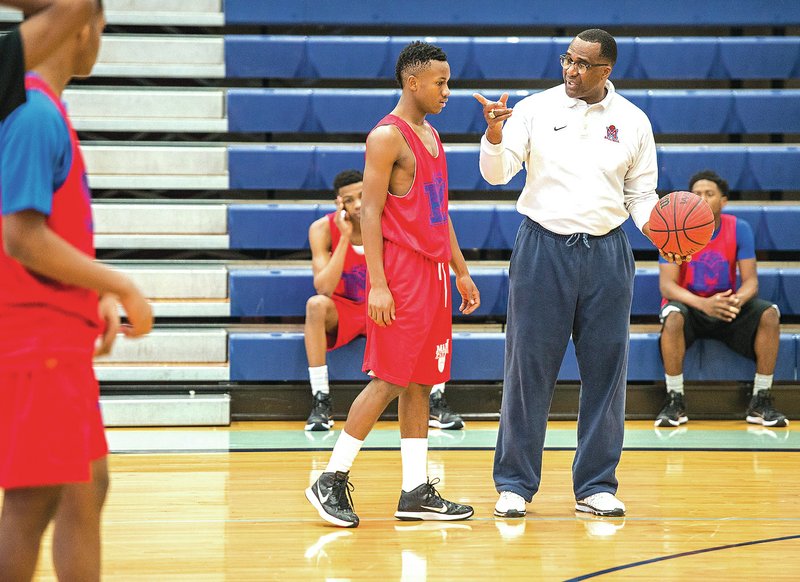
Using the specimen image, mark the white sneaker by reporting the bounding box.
[494,491,526,518]
[575,492,625,517]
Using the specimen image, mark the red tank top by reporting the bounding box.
[327,212,367,303]
[0,74,99,363]
[661,214,738,308]
[371,114,451,263]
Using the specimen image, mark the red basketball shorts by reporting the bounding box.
[0,357,108,489]
[363,240,452,387]
[327,294,367,351]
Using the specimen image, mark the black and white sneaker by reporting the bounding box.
[429,391,465,430]
[394,478,473,521]
[305,392,334,431]
[654,391,688,427]
[746,391,789,427]
[305,471,359,528]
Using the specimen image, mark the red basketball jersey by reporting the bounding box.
[370,114,451,263]
[0,75,99,365]
[662,214,738,307]
[327,212,367,303]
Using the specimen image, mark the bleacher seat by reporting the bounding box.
[225,202,800,252]
[94,34,225,78]
[0,0,223,26]
[223,1,800,27]
[227,144,800,192]
[227,266,800,319]
[66,88,226,133]
[227,88,800,135]
[225,36,800,80]
[228,331,799,382]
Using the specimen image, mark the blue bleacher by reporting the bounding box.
[228,204,800,252]
[225,36,800,80]
[228,145,800,192]
[228,266,798,318]
[224,1,800,28]
[228,331,799,382]
[227,89,800,135]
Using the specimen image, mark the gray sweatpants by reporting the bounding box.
[493,218,635,501]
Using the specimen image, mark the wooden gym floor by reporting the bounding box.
[20,420,800,581]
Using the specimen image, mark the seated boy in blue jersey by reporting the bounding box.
[304,169,465,431]
[657,170,787,428]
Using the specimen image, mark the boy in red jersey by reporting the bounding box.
[657,170,787,428]
[305,41,480,528]
[0,2,153,579]
[1,0,95,120]
[303,170,466,432]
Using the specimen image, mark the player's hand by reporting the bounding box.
[118,284,154,337]
[473,92,512,135]
[94,293,121,357]
[455,274,480,315]
[368,284,395,327]
[659,249,692,265]
[333,196,353,240]
[701,290,740,322]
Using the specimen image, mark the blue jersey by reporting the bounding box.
[0,87,72,217]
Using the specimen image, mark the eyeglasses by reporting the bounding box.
[559,54,609,74]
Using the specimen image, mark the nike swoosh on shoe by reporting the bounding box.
[420,504,449,513]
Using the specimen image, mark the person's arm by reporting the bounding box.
[361,126,399,327]
[659,261,738,322]
[3,0,95,70]
[3,210,153,336]
[733,258,758,305]
[473,91,528,186]
[309,211,348,297]
[447,217,480,315]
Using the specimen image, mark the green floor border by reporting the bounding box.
[107,426,798,454]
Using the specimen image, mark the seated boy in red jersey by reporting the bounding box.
[303,169,465,432]
[657,170,787,428]
[0,2,153,579]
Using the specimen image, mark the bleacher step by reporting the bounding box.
[100,393,230,427]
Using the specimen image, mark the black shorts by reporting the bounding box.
[659,298,779,361]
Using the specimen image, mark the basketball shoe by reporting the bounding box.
[654,391,688,427]
[394,478,473,521]
[494,491,526,518]
[428,391,465,430]
[746,391,788,427]
[305,392,333,431]
[305,471,359,528]
[576,492,626,517]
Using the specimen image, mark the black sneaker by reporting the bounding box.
[654,391,688,427]
[305,392,333,431]
[746,391,789,427]
[305,471,359,528]
[429,391,465,430]
[394,478,473,521]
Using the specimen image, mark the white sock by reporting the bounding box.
[400,438,428,492]
[753,373,773,394]
[325,430,363,474]
[431,383,445,395]
[665,373,684,395]
[309,365,329,395]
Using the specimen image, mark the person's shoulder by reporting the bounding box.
[4,89,62,131]
[610,91,650,121]
[517,86,560,107]
[309,214,332,237]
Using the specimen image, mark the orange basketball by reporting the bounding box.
[648,191,715,256]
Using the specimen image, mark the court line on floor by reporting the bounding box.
[564,534,800,581]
